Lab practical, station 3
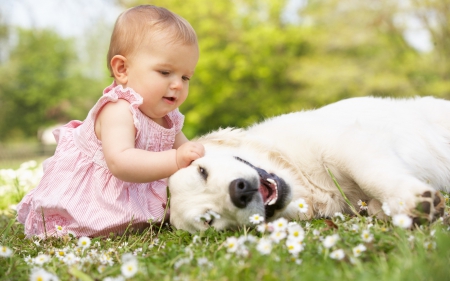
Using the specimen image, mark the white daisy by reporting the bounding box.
[293,198,309,213]
[249,214,264,224]
[121,258,139,278]
[256,238,272,255]
[329,249,345,260]
[382,202,391,216]
[33,254,50,265]
[334,212,345,221]
[361,230,374,243]
[0,245,12,257]
[357,200,368,211]
[224,237,239,253]
[286,239,304,255]
[55,225,64,234]
[322,234,340,248]
[270,230,287,243]
[424,241,436,250]
[63,253,79,265]
[392,214,412,229]
[78,236,91,249]
[352,244,367,257]
[272,217,288,232]
[29,268,59,281]
[287,224,305,241]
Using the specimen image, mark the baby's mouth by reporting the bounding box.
[164,97,176,102]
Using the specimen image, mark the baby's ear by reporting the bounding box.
[110,55,128,84]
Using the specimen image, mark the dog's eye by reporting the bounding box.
[198,166,208,180]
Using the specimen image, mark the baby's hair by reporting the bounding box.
[107,5,198,77]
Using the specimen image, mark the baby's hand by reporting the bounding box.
[176,142,205,169]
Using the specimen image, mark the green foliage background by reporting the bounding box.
[0,0,449,141]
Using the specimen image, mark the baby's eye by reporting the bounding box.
[182,76,191,81]
[159,71,170,75]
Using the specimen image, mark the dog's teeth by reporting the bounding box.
[268,198,277,205]
[267,178,275,185]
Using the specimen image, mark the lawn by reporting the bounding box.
[1,161,450,281]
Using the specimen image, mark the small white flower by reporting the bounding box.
[249,214,264,224]
[286,239,304,255]
[361,230,374,243]
[272,217,288,232]
[293,198,309,213]
[352,244,367,257]
[270,230,287,243]
[392,214,412,229]
[0,245,12,257]
[174,257,191,269]
[97,265,107,273]
[357,200,368,211]
[424,241,436,250]
[322,234,340,248]
[121,258,139,278]
[63,253,79,265]
[329,249,345,260]
[382,202,391,216]
[99,254,114,266]
[224,237,239,253]
[408,235,415,242]
[33,254,50,265]
[313,229,321,236]
[78,236,91,249]
[256,238,272,255]
[287,224,305,241]
[334,212,345,221]
[192,235,200,244]
[55,225,64,234]
[197,257,212,267]
[121,253,136,263]
[256,224,267,233]
[30,268,59,281]
[351,224,359,232]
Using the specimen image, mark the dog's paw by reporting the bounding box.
[412,191,445,225]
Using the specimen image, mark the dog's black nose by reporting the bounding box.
[229,178,258,208]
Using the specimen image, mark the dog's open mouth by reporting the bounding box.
[234,157,289,218]
[259,173,279,205]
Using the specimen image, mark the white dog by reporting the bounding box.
[168,96,448,233]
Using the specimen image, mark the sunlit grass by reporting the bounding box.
[1,162,450,280]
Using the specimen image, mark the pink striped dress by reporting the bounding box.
[16,82,184,238]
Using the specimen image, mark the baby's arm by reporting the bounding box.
[96,99,202,183]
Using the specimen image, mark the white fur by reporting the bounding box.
[169,96,450,233]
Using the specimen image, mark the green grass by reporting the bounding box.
[1,211,450,281]
[1,162,450,280]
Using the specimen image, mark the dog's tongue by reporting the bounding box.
[259,184,270,201]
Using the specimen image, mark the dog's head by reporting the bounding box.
[168,153,292,233]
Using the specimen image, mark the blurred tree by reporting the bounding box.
[119,0,309,137]
[291,0,450,103]
[0,29,101,141]
[409,0,450,96]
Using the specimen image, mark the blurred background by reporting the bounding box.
[0,0,449,167]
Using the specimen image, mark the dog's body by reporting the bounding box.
[169,96,449,233]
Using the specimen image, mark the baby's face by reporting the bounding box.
[125,36,199,122]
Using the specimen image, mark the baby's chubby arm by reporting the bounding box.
[95,99,204,183]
